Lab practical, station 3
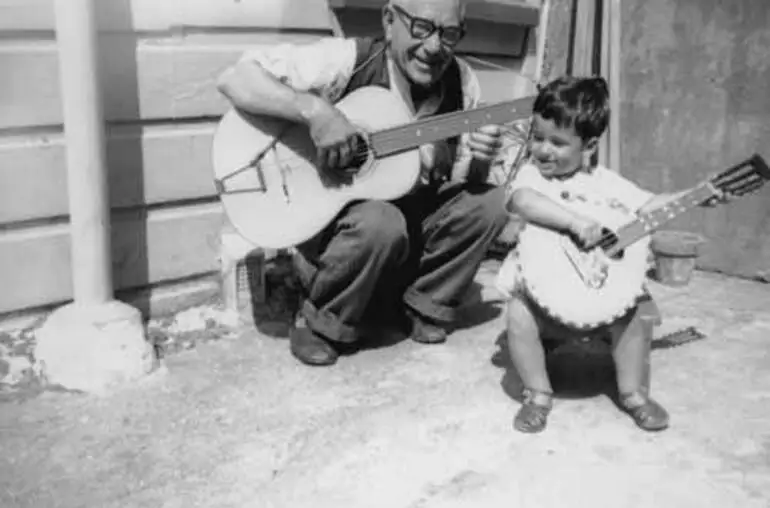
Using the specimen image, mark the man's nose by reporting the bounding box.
[421,31,443,54]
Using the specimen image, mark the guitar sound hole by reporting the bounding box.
[571,228,624,258]
[600,228,624,260]
[349,133,370,169]
[321,134,371,187]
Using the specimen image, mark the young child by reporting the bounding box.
[497,75,723,434]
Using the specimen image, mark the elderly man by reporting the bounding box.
[217,0,508,366]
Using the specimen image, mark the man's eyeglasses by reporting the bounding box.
[390,4,466,47]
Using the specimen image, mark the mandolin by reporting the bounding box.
[515,154,770,329]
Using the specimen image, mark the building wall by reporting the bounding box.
[0,0,542,322]
[620,0,770,280]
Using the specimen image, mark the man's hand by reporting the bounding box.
[305,100,363,177]
[468,124,504,163]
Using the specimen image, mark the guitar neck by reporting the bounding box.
[607,182,715,257]
[369,95,534,157]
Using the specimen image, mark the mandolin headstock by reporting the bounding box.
[708,153,770,198]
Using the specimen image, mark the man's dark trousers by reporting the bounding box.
[292,180,508,344]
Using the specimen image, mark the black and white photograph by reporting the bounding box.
[1,0,769,506]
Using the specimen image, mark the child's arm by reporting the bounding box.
[504,162,604,245]
[511,188,602,245]
[510,188,582,233]
[504,162,582,232]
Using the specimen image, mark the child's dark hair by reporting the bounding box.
[533,76,610,142]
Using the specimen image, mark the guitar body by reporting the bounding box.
[211,86,420,249]
[516,200,652,330]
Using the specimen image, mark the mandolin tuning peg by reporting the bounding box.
[731,179,766,196]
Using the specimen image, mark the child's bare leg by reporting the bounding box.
[608,307,669,431]
[608,307,648,395]
[506,294,553,433]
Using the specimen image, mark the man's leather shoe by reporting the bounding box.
[290,327,338,366]
[408,310,447,344]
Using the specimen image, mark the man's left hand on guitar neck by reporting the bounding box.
[454,124,505,182]
[468,125,504,162]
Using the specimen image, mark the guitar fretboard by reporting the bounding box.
[369,96,534,157]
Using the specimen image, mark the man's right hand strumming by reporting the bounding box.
[301,96,363,179]
[216,52,365,180]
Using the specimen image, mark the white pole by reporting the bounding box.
[54,0,112,304]
[34,0,158,394]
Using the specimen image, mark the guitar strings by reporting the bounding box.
[228,102,533,172]
[230,119,502,173]
[224,45,544,187]
[222,118,523,191]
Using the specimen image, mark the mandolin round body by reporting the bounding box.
[516,200,653,330]
[211,86,420,250]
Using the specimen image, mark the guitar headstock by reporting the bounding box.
[709,153,770,198]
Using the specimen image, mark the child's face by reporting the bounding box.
[528,114,597,178]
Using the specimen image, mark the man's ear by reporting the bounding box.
[382,5,394,42]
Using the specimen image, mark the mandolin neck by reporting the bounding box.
[369,95,534,157]
[607,182,715,257]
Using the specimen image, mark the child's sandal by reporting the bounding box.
[620,391,670,431]
[513,388,553,433]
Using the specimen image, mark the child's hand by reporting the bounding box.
[569,215,605,248]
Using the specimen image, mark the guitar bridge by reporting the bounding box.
[215,156,269,196]
[215,124,292,196]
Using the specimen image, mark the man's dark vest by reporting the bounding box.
[341,37,465,149]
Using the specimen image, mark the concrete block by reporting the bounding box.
[34,301,159,394]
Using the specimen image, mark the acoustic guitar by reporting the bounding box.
[211,85,534,249]
[515,154,770,330]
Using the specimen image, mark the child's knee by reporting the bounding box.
[609,305,652,345]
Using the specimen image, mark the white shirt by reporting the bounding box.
[508,161,654,215]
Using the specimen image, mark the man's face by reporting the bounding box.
[383,0,465,88]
